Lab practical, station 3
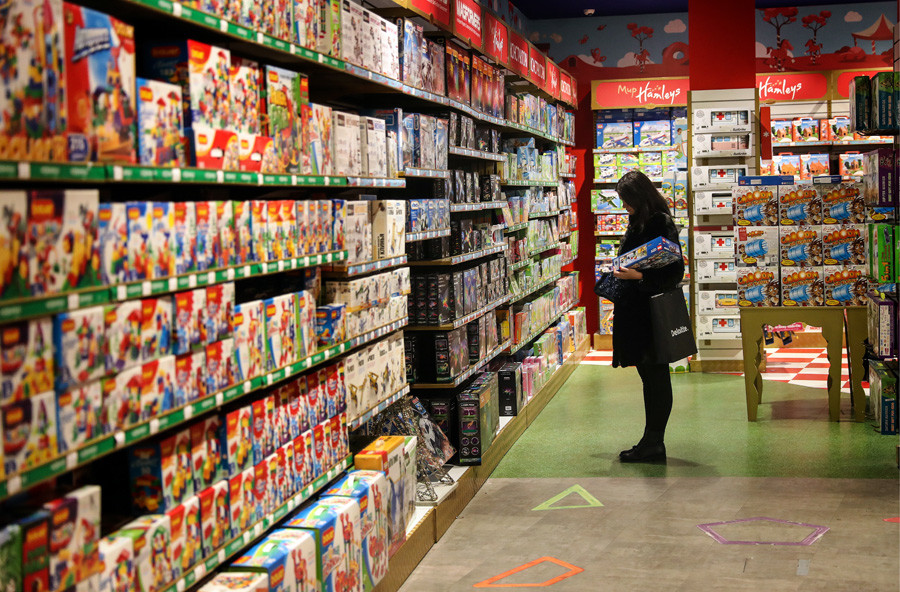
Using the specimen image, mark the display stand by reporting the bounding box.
[739,307,866,421]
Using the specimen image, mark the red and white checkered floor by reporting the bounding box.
[582,347,866,394]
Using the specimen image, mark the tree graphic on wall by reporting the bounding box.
[626,23,653,72]
[801,11,831,64]
[762,7,799,71]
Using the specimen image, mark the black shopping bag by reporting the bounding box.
[649,289,697,363]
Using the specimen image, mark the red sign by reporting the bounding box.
[833,69,891,98]
[409,0,451,28]
[546,60,560,98]
[756,72,828,102]
[509,30,529,76]
[482,12,508,64]
[559,73,573,105]
[528,45,546,88]
[591,77,689,109]
[453,0,481,48]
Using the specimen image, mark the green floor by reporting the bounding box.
[493,365,899,479]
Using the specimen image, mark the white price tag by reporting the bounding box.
[188,274,197,288]
[290,44,296,54]
[17,162,30,179]
[113,166,124,181]
[117,285,128,301]
[219,19,228,32]
[278,260,285,272]
[257,32,264,43]
[66,452,78,469]
[243,532,251,544]
[254,523,263,537]
[226,268,235,280]
[208,272,216,285]
[141,282,152,296]
[7,476,21,495]
[243,381,251,394]
[172,168,182,182]
[317,54,325,63]
[215,393,224,407]
[183,405,194,421]
[218,550,226,563]
[216,170,224,183]
[267,374,275,386]
[193,565,206,581]
[172,2,183,16]
[291,175,298,186]
[67,294,79,310]
[168,278,178,291]
[324,177,330,186]
[149,419,160,435]
[114,432,126,448]
[176,580,186,592]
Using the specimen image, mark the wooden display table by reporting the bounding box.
[739,307,867,422]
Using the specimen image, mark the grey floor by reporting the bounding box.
[400,366,900,591]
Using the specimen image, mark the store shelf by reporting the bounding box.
[348,385,410,430]
[528,242,560,258]
[561,257,576,267]
[507,306,572,356]
[595,230,627,236]
[326,254,407,277]
[410,339,511,389]
[772,139,893,149]
[402,168,451,179]
[449,201,507,213]
[510,260,529,271]
[448,146,506,162]
[346,176,406,188]
[406,294,510,331]
[511,273,561,304]
[529,209,561,219]
[593,146,673,154]
[501,179,560,187]
[407,244,508,267]
[594,177,664,183]
[560,172,576,178]
[559,231,572,239]
[406,228,451,242]
[504,222,529,233]
[594,209,629,215]
[160,456,351,592]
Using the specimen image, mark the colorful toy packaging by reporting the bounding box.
[100,364,142,433]
[233,300,265,382]
[286,498,360,592]
[136,78,186,167]
[780,227,823,267]
[206,338,235,393]
[0,192,29,301]
[265,294,296,371]
[44,485,101,592]
[229,467,256,537]
[613,237,682,271]
[1,390,57,475]
[165,495,201,579]
[99,202,128,286]
[822,225,867,266]
[779,185,823,226]
[207,282,235,342]
[228,528,314,592]
[54,306,106,391]
[734,226,779,267]
[0,317,55,403]
[174,350,206,406]
[56,380,102,452]
[175,289,207,354]
[104,301,141,374]
[199,480,230,556]
[139,355,175,420]
[824,266,868,306]
[230,57,262,135]
[821,183,865,224]
[265,66,307,173]
[141,296,173,362]
[200,572,268,592]
[781,268,824,307]
[323,470,389,591]
[737,267,780,307]
[129,427,194,512]
[733,186,778,226]
[114,515,173,592]
[191,415,224,491]
[125,202,152,282]
[98,535,134,592]
[354,436,406,556]
[307,103,334,176]
[862,148,896,207]
[63,4,137,163]
[216,201,236,268]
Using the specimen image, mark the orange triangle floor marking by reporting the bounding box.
[473,556,585,588]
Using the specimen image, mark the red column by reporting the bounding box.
[571,82,599,335]
[688,0,755,90]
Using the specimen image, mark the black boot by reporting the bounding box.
[620,430,666,463]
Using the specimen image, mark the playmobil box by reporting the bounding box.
[862,148,896,207]
[54,306,106,391]
[354,436,406,557]
[780,227,823,267]
[822,225,867,266]
[199,480,230,556]
[734,226,779,267]
[1,317,55,403]
[285,499,360,592]
[781,268,825,306]
[115,515,172,592]
[165,495,201,579]
[613,237,681,271]
[200,572,268,592]
[136,78,185,167]
[43,485,101,592]
[737,267,780,307]
[56,381,102,453]
[779,185,822,226]
[733,185,778,226]
[129,427,193,512]
[191,415,224,492]
[821,182,866,224]
[98,535,134,592]
[265,66,307,174]
[824,266,868,306]
[64,4,136,163]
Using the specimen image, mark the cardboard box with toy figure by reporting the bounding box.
[822,225,867,266]
[737,267,780,307]
[780,227,823,267]
[781,268,825,306]
[735,226,779,267]
[824,266,868,306]
[128,428,194,512]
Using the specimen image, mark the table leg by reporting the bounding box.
[844,307,868,422]
[821,317,844,422]
[741,317,766,421]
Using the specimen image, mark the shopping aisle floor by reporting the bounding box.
[400,363,899,591]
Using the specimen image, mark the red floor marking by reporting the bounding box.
[885,517,900,523]
[473,557,585,588]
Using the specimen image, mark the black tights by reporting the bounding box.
[635,363,673,444]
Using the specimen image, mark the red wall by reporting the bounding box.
[689,0,756,89]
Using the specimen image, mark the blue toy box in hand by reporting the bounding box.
[614,237,682,270]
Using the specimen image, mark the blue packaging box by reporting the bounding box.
[738,175,795,186]
[633,120,671,147]
[614,237,682,271]
[596,122,634,149]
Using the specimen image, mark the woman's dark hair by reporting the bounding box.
[616,170,671,230]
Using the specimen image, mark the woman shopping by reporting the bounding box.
[610,170,685,463]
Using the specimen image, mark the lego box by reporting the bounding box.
[781,268,824,307]
[737,267,780,307]
[735,226,779,267]
[284,498,360,592]
[613,237,681,271]
[822,225,867,266]
[1,317,56,403]
[165,495,201,579]
[199,480,230,557]
[44,485,102,592]
[265,66,307,173]
[128,428,193,513]
[1,390,57,475]
[54,306,106,391]
[780,227,823,267]
[824,266,868,306]
[136,78,185,167]
[733,186,778,226]
[56,381,103,453]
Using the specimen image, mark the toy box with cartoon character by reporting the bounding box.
[28,190,101,295]
[199,572,268,592]
[227,528,313,592]
[141,296,173,362]
[206,338,234,393]
[735,226,779,267]
[223,405,252,476]
[822,225,867,266]
[323,470,389,591]
[43,485,101,592]
[216,201,236,268]
[824,266,868,306]
[173,350,206,406]
[779,185,822,226]
[781,268,824,307]
[174,289,207,355]
[233,300,264,382]
[136,78,185,167]
[285,499,360,592]
[737,267,780,307]
[124,202,152,282]
[780,227,823,267]
[821,182,865,224]
[265,66,307,174]
[104,301,141,374]
[114,514,173,592]
[139,355,175,419]
[165,494,201,580]
[0,192,28,301]
[149,202,175,279]
[56,380,102,453]
[63,4,136,163]
[129,427,193,512]
[206,283,234,343]
[190,415,223,492]
[98,534,134,592]
[229,466,256,537]
[199,480,230,556]
[353,436,406,557]
[98,202,127,286]
[54,306,105,391]
[99,364,141,433]
[265,294,297,371]
[733,186,778,227]
[1,317,55,403]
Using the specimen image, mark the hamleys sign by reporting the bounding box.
[756,72,828,102]
[591,77,688,109]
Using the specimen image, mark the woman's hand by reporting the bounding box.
[613,267,643,280]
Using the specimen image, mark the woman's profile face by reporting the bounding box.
[624,202,635,215]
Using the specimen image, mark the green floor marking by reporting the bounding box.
[532,485,604,511]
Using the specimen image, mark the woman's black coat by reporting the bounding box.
[612,211,685,368]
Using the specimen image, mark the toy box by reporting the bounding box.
[306,103,334,176]
[252,461,269,518]
[165,495,201,579]
[695,314,741,340]
[222,406,252,476]
[206,283,234,343]
[284,499,359,592]
[800,153,830,179]
[353,436,406,556]
[175,289,207,355]
[140,355,176,419]
[229,467,256,536]
[871,71,898,130]
[233,300,265,382]
[200,572,268,592]
[633,121,670,148]
[869,360,897,434]
[0,193,26,300]
[333,111,362,176]
[691,165,748,190]
[360,117,387,177]
[839,152,865,177]
[862,148,896,207]
[693,108,752,133]
[64,4,136,163]
[693,190,732,215]
[733,186,778,226]
[199,480,230,556]
[99,365,142,433]
[265,451,283,510]
[191,416,224,491]
[189,126,240,170]
[98,535,134,592]
[791,118,819,142]
[695,290,739,314]
[251,397,272,466]
[280,200,298,259]
[296,290,317,360]
[695,259,736,283]
[293,0,319,51]
[115,515,172,592]
[216,201,236,268]
[370,200,406,260]
[264,294,296,371]
[780,227,823,267]
[824,266,868,306]
[56,381,102,453]
[781,268,824,306]
[821,183,865,224]
[228,528,315,592]
[150,202,176,279]
[868,224,896,283]
[129,427,193,512]
[868,291,897,358]
[773,153,801,177]
[848,76,871,132]
[694,232,734,259]
[779,185,822,226]
[173,202,196,275]
[613,237,681,271]
[141,296,173,362]
[125,202,152,282]
[104,301,141,375]
[174,350,206,407]
[194,201,216,272]
[206,338,235,393]
[54,306,105,391]
[136,78,185,167]
[265,66,307,173]
[43,485,101,592]
[737,267,780,307]
[822,225,867,266]
[595,122,633,149]
[0,317,55,403]
[735,226,779,267]
[229,57,262,135]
